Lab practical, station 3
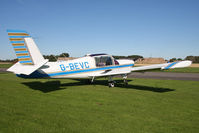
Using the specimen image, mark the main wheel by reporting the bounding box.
[108,82,115,88]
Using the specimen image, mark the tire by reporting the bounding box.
[109,82,115,87]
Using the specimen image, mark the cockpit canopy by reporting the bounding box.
[86,53,119,67]
[95,56,113,67]
[86,53,108,57]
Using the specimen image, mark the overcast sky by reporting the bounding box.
[0,0,199,60]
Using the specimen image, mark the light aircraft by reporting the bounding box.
[7,29,192,87]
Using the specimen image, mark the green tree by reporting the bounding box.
[113,55,143,61]
[112,55,127,59]
[127,55,143,61]
[59,53,69,57]
[43,53,70,61]
[185,56,199,63]
[177,58,182,61]
[169,58,177,62]
[43,55,57,61]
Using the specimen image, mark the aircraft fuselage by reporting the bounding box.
[17,54,134,79]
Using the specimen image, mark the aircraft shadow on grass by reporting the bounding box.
[22,79,175,93]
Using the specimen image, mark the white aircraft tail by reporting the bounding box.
[7,30,48,75]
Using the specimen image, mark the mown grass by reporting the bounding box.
[162,67,199,73]
[0,73,199,133]
[134,66,199,73]
[0,63,12,68]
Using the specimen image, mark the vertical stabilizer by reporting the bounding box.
[7,29,46,65]
[7,30,48,75]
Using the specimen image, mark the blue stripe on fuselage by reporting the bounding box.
[17,64,134,78]
[49,64,133,77]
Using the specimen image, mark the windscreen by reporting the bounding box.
[95,56,113,67]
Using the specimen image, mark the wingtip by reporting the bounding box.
[185,60,192,66]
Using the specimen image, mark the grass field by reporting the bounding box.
[0,63,12,68]
[155,67,199,73]
[0,73,199,133]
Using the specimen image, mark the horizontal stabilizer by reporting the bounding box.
[7,59,48,75]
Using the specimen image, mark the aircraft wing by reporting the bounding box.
[131,60,192,72]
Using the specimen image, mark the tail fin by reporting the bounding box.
[7,30,48,75]
[7,29,45,65]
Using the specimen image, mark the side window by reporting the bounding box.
[114,59,119,65]
[95,57,103,66]
[95,56,113,67]
[105,57,113,66]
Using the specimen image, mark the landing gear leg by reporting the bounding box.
[87,76,95,84]
[122,74,128,85]
[108,76,115,87]
[91,76,95,83]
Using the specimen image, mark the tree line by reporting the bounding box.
[43,53,69,61]
[0,59,17,62]
[113,55,143,61]
[184,56,199,63]
[169,56,199,63]
[0,53,69,62]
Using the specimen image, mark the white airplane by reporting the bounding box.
[7,29,192,87]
